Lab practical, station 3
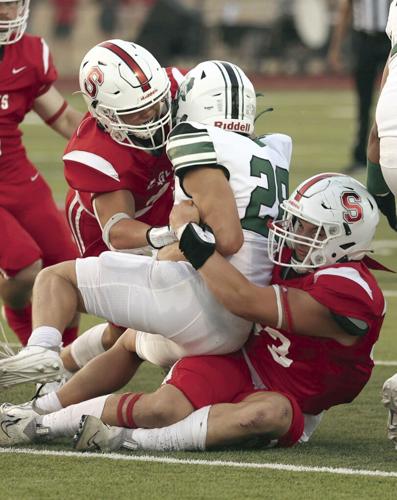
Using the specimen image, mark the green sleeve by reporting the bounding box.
[366,160,390,195]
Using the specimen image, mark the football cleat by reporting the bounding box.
[0,345,64,389]
[73,415,125,452]
[0,397,46,418]
[0,401,38,418]
[0,403,49,446]
[35,371,71,398]
[381,373,397,449]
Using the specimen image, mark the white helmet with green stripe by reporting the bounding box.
[175,60,256,136]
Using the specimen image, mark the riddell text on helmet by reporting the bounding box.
[214,121,251,132]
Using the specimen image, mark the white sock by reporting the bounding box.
[122,405,211,451]
[34,391,63,414]
[40,395,109,438]
[70,323,107,368]
[28,327,62,349]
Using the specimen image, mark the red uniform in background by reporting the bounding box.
[167,258,385,446]
[0,34,78,345]
[64,67,183,257]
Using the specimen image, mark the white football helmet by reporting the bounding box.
[79,39,171,151]
[0,0,29,45]
[268,173,379,271]
[176,60,256,135]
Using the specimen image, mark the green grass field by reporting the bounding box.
[1,89,397,499]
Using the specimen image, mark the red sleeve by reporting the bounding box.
[36,37,58,97]
[305,265,384,322]
[64,156,135,193]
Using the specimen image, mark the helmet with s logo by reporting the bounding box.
[79,39,171,151]
[268,173,379,270]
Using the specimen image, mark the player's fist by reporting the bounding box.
[170,200,200,230]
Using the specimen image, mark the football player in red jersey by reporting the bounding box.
[0,174,387,452]
[0,0,82,346]
[58,39,185,377]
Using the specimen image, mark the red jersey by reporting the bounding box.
[64,67,185,256]
[246,260,385,415]
[0,34,57,181]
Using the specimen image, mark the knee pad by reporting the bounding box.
[70,323,107,368]
[135,331,186,368]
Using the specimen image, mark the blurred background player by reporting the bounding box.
[0,0,83,346]
[328,0,391,173]
[60,39,184,377]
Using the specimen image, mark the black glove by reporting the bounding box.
[178,223,216,269]
[374,192,397,231]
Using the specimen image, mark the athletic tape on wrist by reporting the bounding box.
[178,222,216,270]
[146,225,178,249]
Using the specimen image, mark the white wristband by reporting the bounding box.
[147,225,178,249]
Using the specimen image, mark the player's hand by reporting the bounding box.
[170,200,200,230]
[374,192,397,231]
[156,242,187,262]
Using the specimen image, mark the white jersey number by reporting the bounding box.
[265,326,293,368]
[241,157,289,237]
[0,94,9,110]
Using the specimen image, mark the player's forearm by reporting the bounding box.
[108,219,151,251]
[199,252,263,320]
[51,106,83,139]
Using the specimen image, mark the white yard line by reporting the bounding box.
[0,447,396,478]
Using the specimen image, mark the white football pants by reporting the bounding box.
[76,252,252,360]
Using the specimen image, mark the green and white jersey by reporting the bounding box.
[166,121,292,286]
